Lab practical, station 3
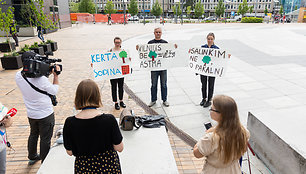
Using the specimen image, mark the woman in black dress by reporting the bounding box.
[63,79,123,174]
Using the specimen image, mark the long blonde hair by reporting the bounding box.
[213,95,248,164]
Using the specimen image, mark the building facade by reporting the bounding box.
[281,0,301,13]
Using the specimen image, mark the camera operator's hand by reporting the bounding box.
[52,65,60,85]
[1,116,13,128]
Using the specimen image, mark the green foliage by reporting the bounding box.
[20,3,35,27]
[184,0,195,11]
[78,0,96,14]
[187,6,192,16]
[3,51,19,57]
[294,5,297,10]
[46,40,55,44]
[29,0,58,30]
[0,1,16,38]
[20,44,30,52]
[249,5,254,14]
[40,41,47,45]
[215,0,225,18]
[172,2,182,16]
[264,7,268,15]
[241,17,263,23]
[194,1,204,19]
[30,42,40,49]
[237,0,249,17]
[151,1,163,17]
[105,0,116,15]
[70,2,80,13]
[280,5,283,14]
[119,51,127,58]
[128,0,138,16]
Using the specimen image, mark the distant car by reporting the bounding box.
[128,16,139,21]
[227,15,242,22]
[204,16,216,21]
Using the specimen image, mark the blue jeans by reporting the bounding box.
[38,30,44,42]
[151,70,167,102]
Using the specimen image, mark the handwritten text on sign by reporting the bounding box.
[91,51,131,80]
[138,44,176,71]
[188,48,229,77]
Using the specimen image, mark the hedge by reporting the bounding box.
[241,17,263,23]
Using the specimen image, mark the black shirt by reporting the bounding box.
[63,114,123,156]
[148,39,168,44]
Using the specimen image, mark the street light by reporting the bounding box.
[143,0,145,25]
[162,0,164,25]
[123,0,127,25]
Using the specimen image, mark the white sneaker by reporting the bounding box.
[163,101,169,107]
[148,101,156,107]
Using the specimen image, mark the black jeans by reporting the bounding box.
[151,70,167,102]
[28,113,55,162]
[11,33,18,46]
[110,78,124,102]
[200,75,215,101]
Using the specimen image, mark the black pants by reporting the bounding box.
[200,75,215,101]
[11,33,18,46]
[110,78,124,102]
[28,113,55,162]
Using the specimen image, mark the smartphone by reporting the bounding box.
[204,122,212,130]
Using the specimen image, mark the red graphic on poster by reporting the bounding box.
[121,65,130,75]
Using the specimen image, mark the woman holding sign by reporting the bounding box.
[200,33,230,108]
[109,37,127,110]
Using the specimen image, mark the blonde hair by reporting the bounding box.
[212,95,248,164]
[74,79,102,110]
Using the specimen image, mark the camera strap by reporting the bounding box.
[21,73,55,100]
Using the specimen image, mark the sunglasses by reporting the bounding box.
[114,42,121,44]
[209,108,220,113]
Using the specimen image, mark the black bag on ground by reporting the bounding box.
[137,115,166,128]
[119,109,141,131]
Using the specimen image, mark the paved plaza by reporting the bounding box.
[1,22,306,173]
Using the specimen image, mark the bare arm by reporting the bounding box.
[113,141,124,152]
[193,144,204,158]
[52,65,60,85]
[1,116,13,128]
[66,150,73,156]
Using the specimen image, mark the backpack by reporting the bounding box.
[119,109,141,131]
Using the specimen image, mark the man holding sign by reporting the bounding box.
[136,27,177,107]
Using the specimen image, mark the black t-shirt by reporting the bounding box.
[148,39,168,44]
[63,114,123,156]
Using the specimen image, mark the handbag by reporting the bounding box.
[119,109,141,131]
[22,73,58,106]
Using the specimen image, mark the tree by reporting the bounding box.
[20,3,35,26]
[215,0,225,18]
[184,0,195,11]
[172,2,182,16]
[0,0,16,45]
[264,7,268,16]
[128,0,138,16]
[194,1,204,19]
[70,2,80,13]
[78,0,96,14]
[249,5,254,14]
[151,1,162,22]
[294,5,297,11]
[105,0,116,16]
[187,6,192,20]
[279,5,283,15]
[237,0,249,17]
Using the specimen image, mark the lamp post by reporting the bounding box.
[143,0,145,25]
[180,0,183,25]
[174,0,179,23]
[255,0,257,17]
[162,0,164,25]
[123,0,126,25]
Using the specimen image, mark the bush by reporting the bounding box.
[4,51,19,57]
[241,17,263,23]
[46,40,54,44]
[20,44,30,52]
[30,42,39,49]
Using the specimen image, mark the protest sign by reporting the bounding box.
[188,47,229,77]
[91,50,131,81]
[138,43,177,71]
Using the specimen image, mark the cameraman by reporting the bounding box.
[15,65,60,165]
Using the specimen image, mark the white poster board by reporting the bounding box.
[188,47,229,77]
[138,43,177,71]
[91,50,132,81]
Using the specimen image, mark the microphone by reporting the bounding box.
[6,108,17,117]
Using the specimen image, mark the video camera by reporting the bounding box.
[22,51,62,78]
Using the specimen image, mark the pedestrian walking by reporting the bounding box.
[136,27,177,107]
[9,20,18,46]
[199,33,230,108]
[0,102,13,174]
[193,95,249,174]
[37,22,45,42]
[63,79,123,174]
[109,37,127,110]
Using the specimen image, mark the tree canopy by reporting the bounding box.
[237,0,249,17]
[194,1,204,19]
[128,0,138,16]
[151,1,162,17]
[78,0,96,14]
[215,0,225,18]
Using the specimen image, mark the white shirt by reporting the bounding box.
[15,71,59,119]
